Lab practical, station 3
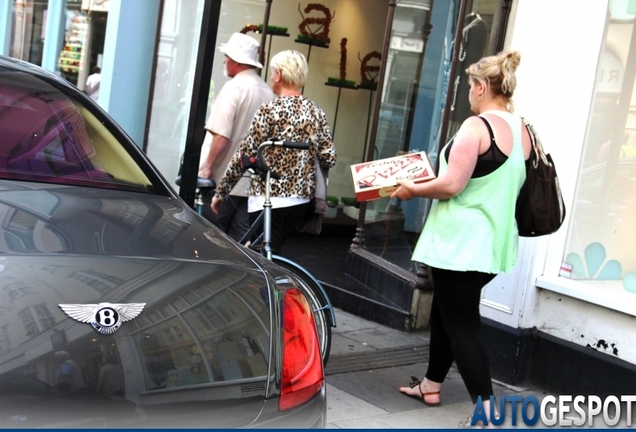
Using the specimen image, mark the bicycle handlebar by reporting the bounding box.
[252,139,310,180]
[280,141,310,150]
[262,139,311,150]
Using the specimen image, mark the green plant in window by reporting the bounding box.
[326,77,357,88]
[341,196,356,206]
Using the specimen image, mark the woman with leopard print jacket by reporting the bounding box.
[212,49,336,253]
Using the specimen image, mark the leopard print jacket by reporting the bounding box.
[216,95,336,199]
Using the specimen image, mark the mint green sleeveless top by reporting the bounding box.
[412,111,526,274]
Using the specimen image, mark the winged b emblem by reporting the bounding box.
[59,303,146,335]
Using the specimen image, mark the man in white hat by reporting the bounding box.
[198,32,274,241]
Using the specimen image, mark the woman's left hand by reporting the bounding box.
[390,181,415,201]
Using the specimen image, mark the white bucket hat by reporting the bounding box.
[219,33,263,68]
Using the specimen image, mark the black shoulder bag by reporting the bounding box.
[515,119,566,237]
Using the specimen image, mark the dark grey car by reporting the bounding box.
[0,55,326,428]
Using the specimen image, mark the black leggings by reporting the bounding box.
[425,267,497,404]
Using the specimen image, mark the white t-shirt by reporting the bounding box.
[248,196,311,213]
[199,68,274,196]
[86,72,101,102]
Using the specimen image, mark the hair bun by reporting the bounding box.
[499,51,521,70]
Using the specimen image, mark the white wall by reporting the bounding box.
[481,0,636,366]
[534,289,636,362]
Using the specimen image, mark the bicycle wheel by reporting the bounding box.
[273,257,332,366]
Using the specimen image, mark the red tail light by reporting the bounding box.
[279,288,324,411]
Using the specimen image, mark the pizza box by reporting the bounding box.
[350,151,436,202]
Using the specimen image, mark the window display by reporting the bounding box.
[562,12,636,297]
[58,11,87,86]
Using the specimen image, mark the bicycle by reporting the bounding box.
[181,140,335,365]
[237,139,335,366]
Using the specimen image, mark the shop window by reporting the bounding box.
[0,325,10,354]
[10,1,108,90]
[562,1,636,297]
[18,303,55,338]
[10,0,47,65]
[69,270,124,295]
[58,4,109,90]
[361,0,502,273]
[145,0,265,190]
[142,0,510,280]
[4,281,35,300]
[58,10,87,86]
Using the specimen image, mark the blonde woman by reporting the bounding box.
[212,50,336,254]
[393,51,531,427]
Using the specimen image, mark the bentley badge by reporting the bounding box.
[59,303,146,335]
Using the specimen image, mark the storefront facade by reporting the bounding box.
[490,0,636,394]
[3,0,636,394]
[7,0,108,89]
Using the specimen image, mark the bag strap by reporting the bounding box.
[521,117,550,168]
[314,155,327,200]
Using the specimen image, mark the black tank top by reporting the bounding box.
[444,116,508,178]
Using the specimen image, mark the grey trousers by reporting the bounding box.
[202,190,250,242]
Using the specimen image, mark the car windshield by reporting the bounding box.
[0,69,154,192]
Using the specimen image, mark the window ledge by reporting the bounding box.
[536,275,636,317]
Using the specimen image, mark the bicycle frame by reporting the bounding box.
[262,167,274,260]
[241,139,336,326]
[254,140,305,257]
[176,175,215,216]
[191,139,335,364]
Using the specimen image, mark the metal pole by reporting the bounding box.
[179,0,222,207]
[260,0,272,68]
[264,170,273,260]
[351,0,397,249]
[332,86,343,139]
[362,88,375,160]
[264,35,273,78]
[438,0,469,150]
[487,0,513,55]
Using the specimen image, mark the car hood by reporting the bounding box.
[0,181,278,428]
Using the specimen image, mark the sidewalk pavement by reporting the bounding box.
[323,308,632,429]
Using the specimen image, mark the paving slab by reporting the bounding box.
[325,384,390,427]
[330,307,430,357]
[330,400,477,429]
[327,364,473,420]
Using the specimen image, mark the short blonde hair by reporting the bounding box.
[270,50,308,89]
[466,50,521,102]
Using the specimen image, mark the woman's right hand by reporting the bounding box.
[210,196,223,214]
